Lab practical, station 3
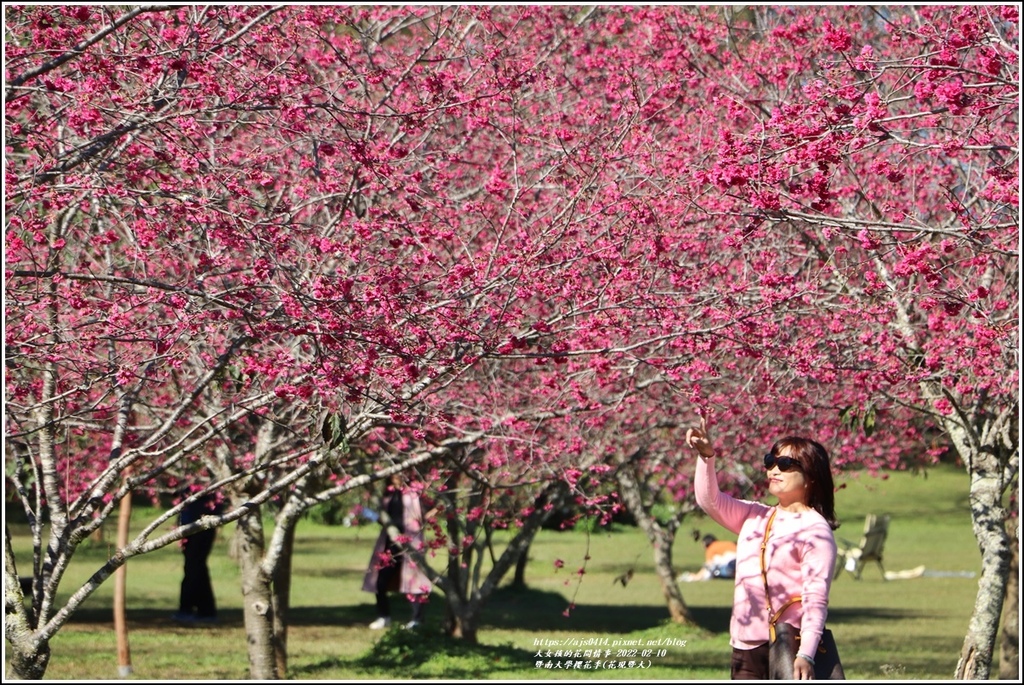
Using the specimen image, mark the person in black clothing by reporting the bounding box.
[362,473,435,630]
[172,494,220,623]
[373,482,417,628]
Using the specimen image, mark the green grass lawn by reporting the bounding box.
[6,463,996,680]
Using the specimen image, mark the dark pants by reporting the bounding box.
[179,531,216,618]
[731,643,770,680]
[375,555,424,622]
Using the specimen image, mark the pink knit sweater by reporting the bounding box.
[695,457,836,655]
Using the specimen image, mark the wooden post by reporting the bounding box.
[114,492,133,677]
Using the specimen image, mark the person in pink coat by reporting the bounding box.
[362,472,434,630]
[686,416,839,680]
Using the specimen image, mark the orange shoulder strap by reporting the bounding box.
[760,507,803,641]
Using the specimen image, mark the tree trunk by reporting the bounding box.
[614,459,696,625]
[952,434,1012,680]
[435,481,570,642]
[887,286,1017,680]
[999,517,1019,680]
[442,596,480,643]
[511,546,529,589]
[234,506,279,680]
[651,532,694,624]
[271,520,297,678]
[440,526,474,642]
[4,530,50,680]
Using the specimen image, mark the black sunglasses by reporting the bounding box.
[763,453,801,472]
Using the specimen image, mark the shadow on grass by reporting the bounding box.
[58,591,955,680]
[292,628,530,679]
[686,605,732,635]
[281,585,694,634]
[480,584,673,633]
[289,585,684,634]
[70,587,928,636]
[822,606,924,625]
[289,586,719,679]
[61,606,250,631]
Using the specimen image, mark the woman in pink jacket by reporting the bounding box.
[362,473,434,630]
[687,417,839,680]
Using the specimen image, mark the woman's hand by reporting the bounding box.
[793,656,814,680]
[685,415,716,459]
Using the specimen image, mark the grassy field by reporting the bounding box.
[5,463,995,680]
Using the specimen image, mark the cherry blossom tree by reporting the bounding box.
[3,3,717,675]
[2,4,558,677]
[640,7,1018,678]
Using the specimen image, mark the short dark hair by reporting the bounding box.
[770,436,840,530]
